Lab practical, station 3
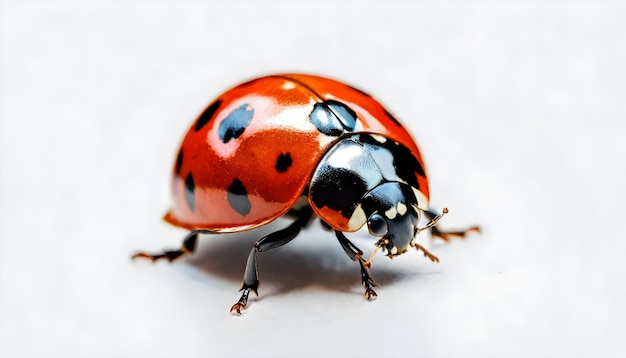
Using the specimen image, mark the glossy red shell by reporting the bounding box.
[165,74,429,232]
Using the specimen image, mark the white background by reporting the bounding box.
[1,1,625,357]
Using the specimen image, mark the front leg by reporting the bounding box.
[334,230,378,300]
[358,257,377,300]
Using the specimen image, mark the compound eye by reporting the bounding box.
[367,213,388,237]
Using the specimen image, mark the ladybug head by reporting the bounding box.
[361,182,423,258]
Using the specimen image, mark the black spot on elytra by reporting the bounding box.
[309,100,358,136]
[184,172,195,212]
[218,104,254,143]
[275,152,292,173]
[227,179,251,215]
[195,100,222,132]
[175,149,183,176]
[310,168,369,219]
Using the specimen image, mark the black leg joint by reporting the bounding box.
[182,232,198,252]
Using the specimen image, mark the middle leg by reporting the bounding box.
[230,206,314,314]
[334,230,378,300]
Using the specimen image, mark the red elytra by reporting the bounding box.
[165,74,429,233]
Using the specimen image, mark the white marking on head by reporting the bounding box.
[412,187,429,210]
[397,202,407,216]
[385,207,397,220]
[370,134,387,143]
[281,81,296,90]
[390,246,398,255]
[348,204,366,231]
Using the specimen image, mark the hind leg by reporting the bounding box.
[131,229,214,262]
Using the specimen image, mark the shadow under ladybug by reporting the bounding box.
[179,218,428,298]
[133,205,478,314]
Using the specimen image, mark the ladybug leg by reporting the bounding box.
[425,209,480,242]
[319,220,333,231]
[230,206,314,315]
[284,196,312,219]
[334,230,363,261]
[131,230,213,262]
[359,259,378,300]
[410,242,440,263]
[334,230,378,300]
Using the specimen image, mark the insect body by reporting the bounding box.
[132,74,479,314]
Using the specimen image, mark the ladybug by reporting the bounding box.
[132,74,479,314]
